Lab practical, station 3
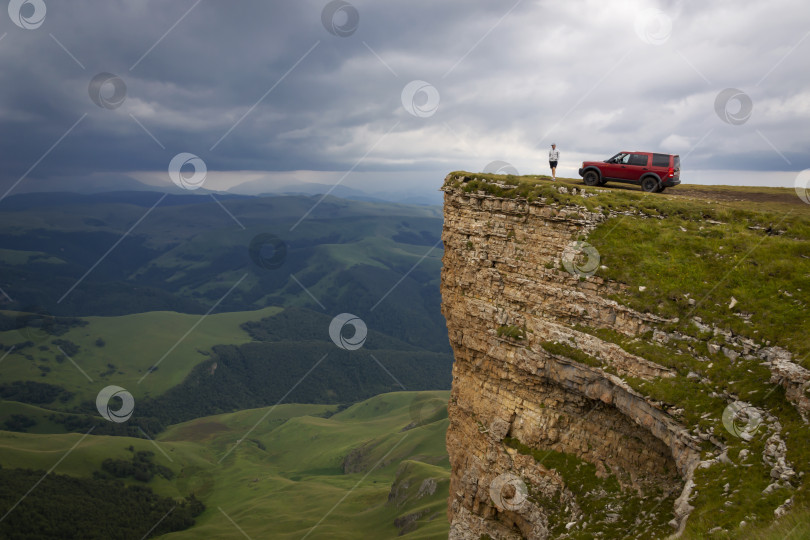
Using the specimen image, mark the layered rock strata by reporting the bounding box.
[441,182,704,539]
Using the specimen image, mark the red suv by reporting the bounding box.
[578,152,680,192]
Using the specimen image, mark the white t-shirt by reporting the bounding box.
[549,148,560,161]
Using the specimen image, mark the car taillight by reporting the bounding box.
[668,167,674,177]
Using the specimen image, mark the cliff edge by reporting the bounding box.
[440,173,810,539]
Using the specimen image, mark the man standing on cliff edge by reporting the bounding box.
[549,143,559,181]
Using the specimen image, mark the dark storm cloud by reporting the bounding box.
[1,0,809,196]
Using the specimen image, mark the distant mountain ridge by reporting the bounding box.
[0,190,249,210]
[7,173,226,196]
[233,180,442,206]
[6,174,443,205]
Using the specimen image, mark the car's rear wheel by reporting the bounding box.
[641,176,661,193]
[583,170,599,186]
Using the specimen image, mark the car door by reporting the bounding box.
[623,153,650,181]
[601,153,628,180]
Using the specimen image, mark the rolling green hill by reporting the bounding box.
[0,304,452,436]
[0,306,281,404]
[0,391,451,539]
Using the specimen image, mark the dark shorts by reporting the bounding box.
[549,161,558,168]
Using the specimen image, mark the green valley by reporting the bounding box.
[0,391,451,539]
[0,192,453,538]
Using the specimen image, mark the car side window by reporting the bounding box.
[615,154,630,164]
[628,154,648,166]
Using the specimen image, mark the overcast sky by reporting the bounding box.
[1,0,808,199]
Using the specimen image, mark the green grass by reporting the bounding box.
[446,171,809,220]
[0,248,65,265]
[0,306,282,405]
[496,325,525,340]
[160,390,451,539]
[715,504,810,539]
[540,340,602,368]
[317,235,443,272]
[504,437,677,538]
[565,327,810,535]
[588,215,810,363]
[0,401,75,434]
[0,391,451,539]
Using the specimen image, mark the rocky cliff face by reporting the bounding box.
[439,176,808,539]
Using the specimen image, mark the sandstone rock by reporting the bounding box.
[489,418,511,441]
[774,497,793,519]
[762,482,783,495]
[722,347,740,361]
[441,184,700,539]
[417,478,438,499]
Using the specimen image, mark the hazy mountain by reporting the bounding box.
[229,178,443,206]
[11,174,225,196]
[259,182,389,202]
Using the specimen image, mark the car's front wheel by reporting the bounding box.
[583,170,600,186]
[641,176,661,193]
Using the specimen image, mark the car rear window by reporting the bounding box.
[652,153,670,167]
[629,154,648,166]
[673,155,680,169]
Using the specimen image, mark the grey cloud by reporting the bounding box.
[1,0,808,198]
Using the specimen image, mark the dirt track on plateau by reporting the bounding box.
[585,180,803,207]
[666,187,803,206]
